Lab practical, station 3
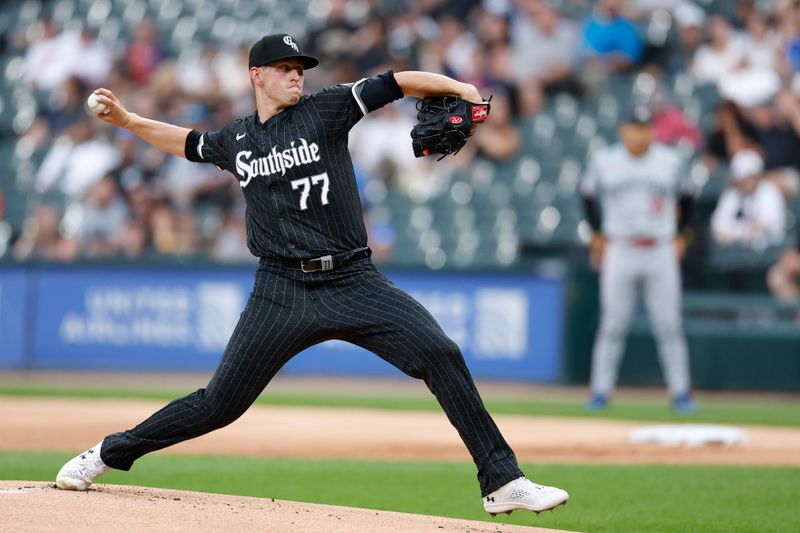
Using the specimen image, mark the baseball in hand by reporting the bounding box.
[87,92,109,114]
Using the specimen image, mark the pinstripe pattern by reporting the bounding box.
[194,85,368,261]
[101,75,524,496]
[101,261,523,495]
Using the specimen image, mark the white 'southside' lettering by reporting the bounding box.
[234,138,321,188]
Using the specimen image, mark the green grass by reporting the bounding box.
[1,385,799,427]
[2,451,797,533]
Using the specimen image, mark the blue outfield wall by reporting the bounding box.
[0,267,29,368]
[0,265,565,382]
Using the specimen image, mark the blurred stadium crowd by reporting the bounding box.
[0,0,799,301]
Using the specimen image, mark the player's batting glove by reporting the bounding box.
[411,96,491,160]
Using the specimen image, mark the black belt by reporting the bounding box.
[265,247,371,272]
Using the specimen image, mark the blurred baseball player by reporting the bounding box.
[55,33,569,516]
[580,105,696,413]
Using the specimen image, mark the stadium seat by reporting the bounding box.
[708,241,785,272]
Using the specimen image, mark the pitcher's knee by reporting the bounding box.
[425,337,468,374]
[402,336,465,379]
[431,336,463,360]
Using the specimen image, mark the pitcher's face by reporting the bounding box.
[251,58,305,107]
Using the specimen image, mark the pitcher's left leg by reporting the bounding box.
[348,304,522,495]
[317,268,548,498]
[315,266,568,514]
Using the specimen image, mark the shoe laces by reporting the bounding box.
[506,477,546,500]
[521,477,545,490]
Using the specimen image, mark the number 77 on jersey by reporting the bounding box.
[291,172,330,210]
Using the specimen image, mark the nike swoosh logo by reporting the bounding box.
[236,132,246,140]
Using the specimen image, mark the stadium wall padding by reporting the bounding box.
[0,267,30,368]
[0,265,565,382]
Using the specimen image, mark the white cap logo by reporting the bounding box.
[283,35,299,52]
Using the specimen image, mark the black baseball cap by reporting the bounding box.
[248,33,319,69]
[622,104,653,125]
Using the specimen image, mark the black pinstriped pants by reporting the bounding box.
[101,259,523,495]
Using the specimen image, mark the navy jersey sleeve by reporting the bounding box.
[309,70,404,138]
[184,120,240,171]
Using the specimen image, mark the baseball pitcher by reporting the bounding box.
[55,33,568,517]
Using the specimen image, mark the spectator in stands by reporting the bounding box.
[125,181,156,236]
[349,104,420,186]
[306,0,360,62]
[117,219,148,259]
[147,199,181,256]
[454,46,511,94]
[210,201,253,264]
[704,100,758,167]
[649,88,702,149]
[156,103,231,212]
[579,0,644,72]
[667,1,707,74]
[767,238,800,305]
[742,10,782,71]
[716,11,781,111]
[350,16,392,73]
[510,0,581,96]
[515,74,546,118]
[125,17,170,85]
[440,15,481,81]
[71,28,112,87]
[73,174,129,258]
[173,209,200,257]
[711,149,786,251]
[758,90,800,197]
[471,91,521,162]
[35,118,121,198]
[711,91,800,197]
[176,43,219,98]
[478,6,512,49]
[690,15,746,85]
[212,44,252,110]
[474,9,517,93]
[12,205,76,262]
[45,75,89,134]
[22,18,79,91]
[131,174,199,257]
[717,65,781,111]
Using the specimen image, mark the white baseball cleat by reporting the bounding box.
[56,441,111,491]
[483,476,569,516]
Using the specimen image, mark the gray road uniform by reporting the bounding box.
[580,142,694,398]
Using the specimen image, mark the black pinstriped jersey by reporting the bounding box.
[185,72,402,260]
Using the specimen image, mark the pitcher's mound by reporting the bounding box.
[1,481,573,533]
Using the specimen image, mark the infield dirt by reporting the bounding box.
[0,481,574,533]
[2,396,799,465]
